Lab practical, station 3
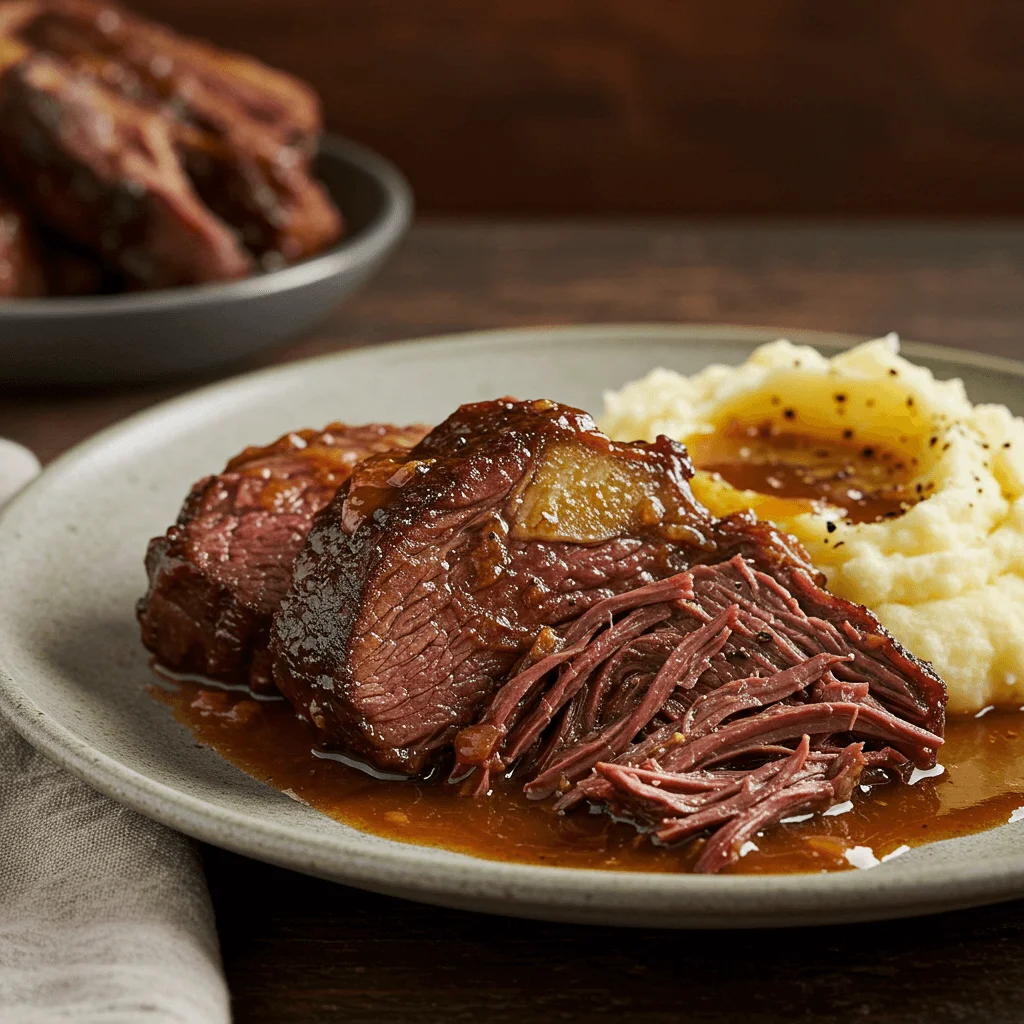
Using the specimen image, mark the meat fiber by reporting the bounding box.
[138,423,426,694]
[451,556,944,872]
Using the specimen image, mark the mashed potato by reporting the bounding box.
[602,335,1024,714]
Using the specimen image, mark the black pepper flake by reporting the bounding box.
[1004,442,1012,449]
[843,429,854,440]
[862,446,875,458]
[982,443,990,450]
[755,630,773,643]
[833,541,845,548]
[906,397,915,407]
[835,393,847,403]
[929,436,938,447]
[826,521,837,533]
[783,408,796,420]
[889,368,898,376]
[943,442,951,451]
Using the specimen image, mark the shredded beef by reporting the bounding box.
[452,556,943,872]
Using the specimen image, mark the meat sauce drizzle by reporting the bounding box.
[150,428,1021,873]
[152,678,1024,875]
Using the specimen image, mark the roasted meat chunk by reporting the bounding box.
[138,423,427,694]
[0,0,342,288]
[269,399,822,773]
[0,54,254,288]
[19,0,341,262]
[20,1,321,150]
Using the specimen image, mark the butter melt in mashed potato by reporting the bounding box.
[602,335,1024,714]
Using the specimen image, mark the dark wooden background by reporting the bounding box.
[126,0,1024,216]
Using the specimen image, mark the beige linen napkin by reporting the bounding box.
[0,440,230,1023]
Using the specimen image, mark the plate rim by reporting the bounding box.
[3,322,1024,928]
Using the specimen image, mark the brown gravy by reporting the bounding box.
[686,422,919,524]
[152,679,1024,874]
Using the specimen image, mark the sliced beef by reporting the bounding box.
[138,423,426,693]
[269,399,826,773]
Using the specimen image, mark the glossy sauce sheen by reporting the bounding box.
[686,422,917,524]
[152,681,1024,874]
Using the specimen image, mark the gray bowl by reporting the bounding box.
[0,135,413,385]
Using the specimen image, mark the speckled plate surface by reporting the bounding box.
[2,324,1024,929]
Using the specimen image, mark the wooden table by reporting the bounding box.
[4,221,1024,1022]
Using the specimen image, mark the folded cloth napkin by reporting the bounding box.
[0,440,230,1024]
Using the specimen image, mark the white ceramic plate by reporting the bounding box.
[2,324,1024,929]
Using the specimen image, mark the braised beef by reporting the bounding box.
[138,423,426,693]
[143,396,947,872]
[267,397,945,872]
[270,399,827,773]
[0,0,342,288]
[19,0,341,264]
[0,53,255,289]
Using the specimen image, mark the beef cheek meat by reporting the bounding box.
[138,423,426,693]
[269,398,823,773]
